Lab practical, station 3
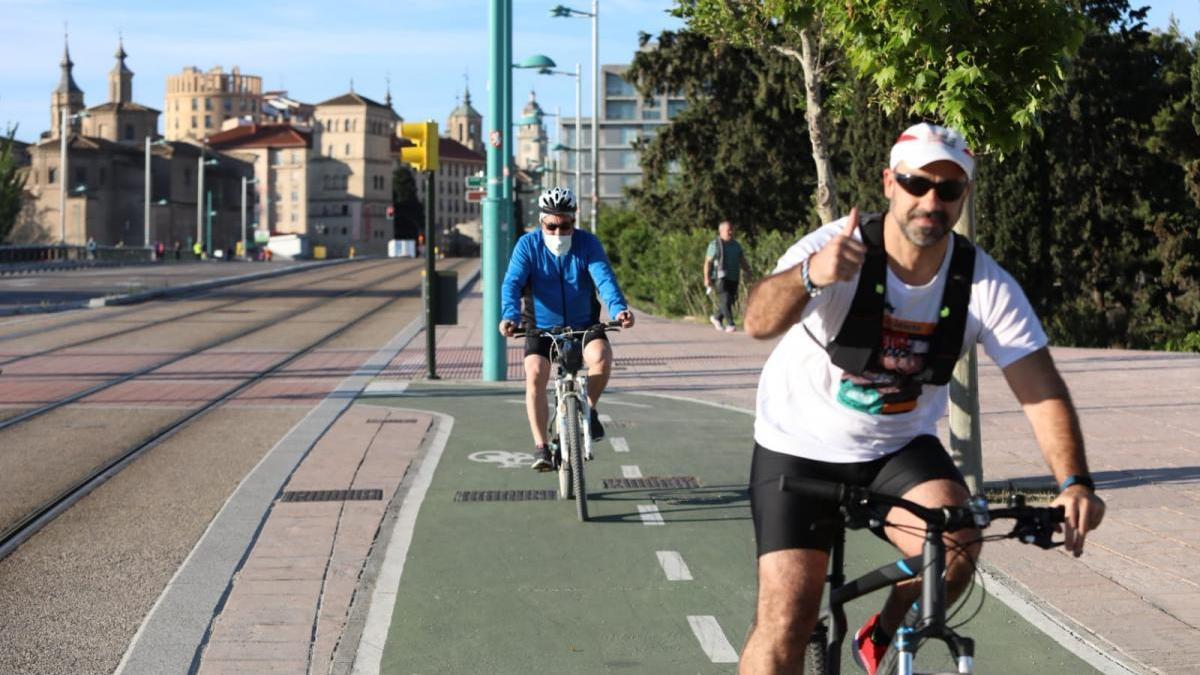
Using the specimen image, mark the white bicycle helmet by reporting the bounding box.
[538,187,577,215]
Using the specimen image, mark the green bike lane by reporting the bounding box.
[367,382,1098,674]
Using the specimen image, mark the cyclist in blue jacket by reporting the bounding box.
[499,187,635,471]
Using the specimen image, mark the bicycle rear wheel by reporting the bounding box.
[563,396,588,521]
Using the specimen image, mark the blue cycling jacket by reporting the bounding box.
[501,228,628,329]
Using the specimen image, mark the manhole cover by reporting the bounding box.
[280,489,384,502]
[601,476,701,489]
[454,490,559,502]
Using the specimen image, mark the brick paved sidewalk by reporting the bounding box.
[381,284,1199,675]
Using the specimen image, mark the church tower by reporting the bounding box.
[517,90,548,170]
[108,38,133,103]
[51,36,85,138]
[446,82,483,152]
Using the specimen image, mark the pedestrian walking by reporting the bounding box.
[703,220,752,332]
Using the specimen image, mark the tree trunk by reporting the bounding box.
[800,26,838,224]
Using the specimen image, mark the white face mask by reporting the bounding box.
[544,233,572,256]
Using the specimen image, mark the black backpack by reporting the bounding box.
[819,213,975,386]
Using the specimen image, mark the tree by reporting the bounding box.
[392,164,423,240]
[678,0,1085,222]
[0,125,26,242]
[975,1,1200,349]
[626,29,818,235]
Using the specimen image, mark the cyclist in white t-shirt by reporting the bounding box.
[737,123,1106,675]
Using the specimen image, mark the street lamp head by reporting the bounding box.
[516,54,557,70]
[155,198,169,205]
[516,114,542,127]
[203,158,219,166]
[550,6,573,17]
[551,143,573,152]
[71,184,87,194]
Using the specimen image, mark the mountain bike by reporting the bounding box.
[776,476,1064,675]
[514,322,619,522]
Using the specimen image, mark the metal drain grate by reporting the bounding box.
[454,489,559,502]
[280,489,384,502]
[602,476,701,489]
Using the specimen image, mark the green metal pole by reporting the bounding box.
[424,170,439,379]
[205,190,212,257]
[501,0,513,262]
[482,0,508,382]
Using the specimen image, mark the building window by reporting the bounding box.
[345,143,351,156]
[191,98,198,111]
[291,191,298,201]
[667,100,687,119]
[344,120,350,132]
[191,116,197,129]
[99,167,107,186]
[204,115,211,127]
[74,167,86,186]
[205,98,212,111]
[606,101,636,120]
[328,145,334,156]
[341,204,348,215]
[224,99,232,112]
[48,167,56,184]
[605,72,635,96]
[125,124,135,140]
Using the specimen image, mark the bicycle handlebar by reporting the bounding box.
[511,320,623,339]
[778,475,1064,547]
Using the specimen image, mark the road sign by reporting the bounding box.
[465,189,486,203]
[465,173,485,189]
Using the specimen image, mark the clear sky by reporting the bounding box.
[1,1,1196,145]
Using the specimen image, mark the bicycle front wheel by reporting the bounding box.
[563,396,588,522]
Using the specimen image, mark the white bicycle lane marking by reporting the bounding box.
[467,450,534,469]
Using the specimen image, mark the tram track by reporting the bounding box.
[0,259,396,349]
[0,260,416,429]
[0,258,467,561]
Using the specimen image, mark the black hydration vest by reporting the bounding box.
[821,213,975,386]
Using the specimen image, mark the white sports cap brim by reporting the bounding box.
[889,123,975,180]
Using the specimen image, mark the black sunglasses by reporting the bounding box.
[894,172,968,202]
[542,221,575,232]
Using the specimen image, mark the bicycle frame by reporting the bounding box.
[814,522,975,675]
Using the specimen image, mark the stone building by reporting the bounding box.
[516,90,548,171]
[208,124,313,240]
[305,91,400,256]
[164,66,263,142]
[445,85,483,153]
[21,39,250,249]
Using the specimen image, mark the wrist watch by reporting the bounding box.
[801,255,823,297]
[1058,474,1096,494]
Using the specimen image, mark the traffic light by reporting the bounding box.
[400,121,439,172]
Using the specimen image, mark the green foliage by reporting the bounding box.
[677,0,1084,154]
[975,1,1200,349]
[392,165,423,239]
[600,207,804,320]
[626,29,817,235]
[0,125,26,242]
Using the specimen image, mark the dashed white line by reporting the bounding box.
[656,551,693,581]
[612,437,630,453]
[602,398,653,409]
[687,615,739,663]
[621,465,642,478]
[599,413,613,423]
[637,504,664,526]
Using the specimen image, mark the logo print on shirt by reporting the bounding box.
[836,313,935,415]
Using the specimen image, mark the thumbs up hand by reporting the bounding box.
[806,207,867,288]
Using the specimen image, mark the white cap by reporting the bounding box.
[889,123,974,180]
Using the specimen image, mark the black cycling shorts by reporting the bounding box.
[524,329,609,359]
[749,436,968,557]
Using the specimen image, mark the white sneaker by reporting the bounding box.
[724,325,736,333]
[709,315,723,331]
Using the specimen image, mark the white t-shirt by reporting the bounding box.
[754,217,1047,463]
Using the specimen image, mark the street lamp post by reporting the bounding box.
[516,55,581,222]
[144,136,169,256]
[241,176,258,260]
[197,149,218,256]
[551,2,599,233]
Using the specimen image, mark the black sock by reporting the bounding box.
[870,621,892,647]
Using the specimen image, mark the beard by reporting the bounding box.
[898,208,951,248]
